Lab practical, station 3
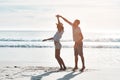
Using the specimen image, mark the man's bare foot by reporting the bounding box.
[80,67,85,72]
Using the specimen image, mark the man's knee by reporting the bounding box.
[74,52,78,57]
[79,52,83,56]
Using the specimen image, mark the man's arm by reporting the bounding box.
[79,32,83,41]
[76,33,83,43]
[57,15,73,26]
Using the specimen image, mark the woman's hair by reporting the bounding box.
[56,23,64,31]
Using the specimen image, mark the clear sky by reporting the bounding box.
[0,0,120,32]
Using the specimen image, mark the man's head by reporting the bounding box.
[73,19,80,27]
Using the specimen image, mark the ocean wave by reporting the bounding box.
[84,38,120,42]
[0,45,53,48]
[0,38,41,42]
[0,38,120,42]
[0,44,120,48]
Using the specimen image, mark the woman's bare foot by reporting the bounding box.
[80,67,85,72]
[63,67,66,71]
[72,67,78,71]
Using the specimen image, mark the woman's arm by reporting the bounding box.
[57,16,60,24]
[42,37,53,41]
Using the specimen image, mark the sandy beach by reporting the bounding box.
[0,66,120,80]
[0,0,120,79]
[0,48,120,80]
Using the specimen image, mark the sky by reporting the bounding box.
[0,0,120,32]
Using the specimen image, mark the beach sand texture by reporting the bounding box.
[0,48,120,80]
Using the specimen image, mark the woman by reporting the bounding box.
[42,16,66,71]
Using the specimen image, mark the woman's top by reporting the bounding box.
[53,31,64,42]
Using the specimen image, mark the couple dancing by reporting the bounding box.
[43,15,85,72]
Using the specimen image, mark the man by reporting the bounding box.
[57,15,85,71]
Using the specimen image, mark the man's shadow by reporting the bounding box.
[31,71,57,80]
[57,71,82,80]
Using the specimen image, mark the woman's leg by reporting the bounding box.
[55,49,62,69]
[58,49,66,70]
[55,49,66,70]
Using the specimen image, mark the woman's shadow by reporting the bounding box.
[31,71,57,80]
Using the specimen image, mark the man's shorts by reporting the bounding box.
[54,42,62,49]
[74,42,83,56]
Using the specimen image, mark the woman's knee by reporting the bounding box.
[55,54,60,59]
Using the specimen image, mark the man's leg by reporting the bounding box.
[80,55,85,71]
[73,48,78,71]
[78,44,85,71]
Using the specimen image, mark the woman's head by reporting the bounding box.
[56,23,64,32]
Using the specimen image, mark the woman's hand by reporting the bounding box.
[56,14,61,18]
[42,39,47,42]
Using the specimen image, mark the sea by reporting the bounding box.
[0,1,120,49]
[0,30,120,49]
[0,30,120,68]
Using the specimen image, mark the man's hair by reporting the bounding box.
[75,19,80,25]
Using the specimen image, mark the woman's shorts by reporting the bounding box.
[54,42,62,49]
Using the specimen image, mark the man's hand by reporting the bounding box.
[74,43,78,48]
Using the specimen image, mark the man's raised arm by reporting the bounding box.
[57,15,72,26]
